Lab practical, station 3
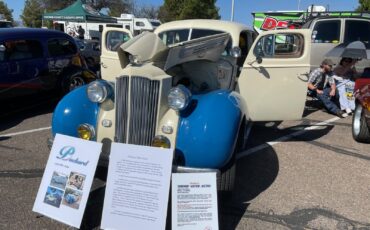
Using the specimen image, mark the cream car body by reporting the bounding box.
[51,20,311,191]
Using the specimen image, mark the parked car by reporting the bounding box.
[0,28,96,99]
[302,15,370,71]
[74,38,101,73]
[50,20,312,191]
[352,76,370,143]
[0,20,12,28]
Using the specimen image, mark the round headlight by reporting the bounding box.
[168,85,192,111]
[152,135,171,148]
[77,123,96,140]
[87,81,111,103]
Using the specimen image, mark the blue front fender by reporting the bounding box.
[52,85,99,139]
[176,90,244,169]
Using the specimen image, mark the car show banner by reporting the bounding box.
[101,143,173,230]
[172,173,219,230]
[33,134,102,228]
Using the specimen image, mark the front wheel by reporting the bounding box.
[62,73,86,94]
[352,103,370,143]
[218,119,245,193]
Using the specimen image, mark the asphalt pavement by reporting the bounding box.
[0,97,369,230]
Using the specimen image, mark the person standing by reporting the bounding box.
[308,59,347,118]
[77,25,85,40]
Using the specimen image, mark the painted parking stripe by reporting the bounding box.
[0,127,51,138]
[236,116,341,160]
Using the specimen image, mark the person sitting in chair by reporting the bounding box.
[308,59,347,118]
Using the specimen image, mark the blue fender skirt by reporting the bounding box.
[176,90,244,169]
[52,85,99,139]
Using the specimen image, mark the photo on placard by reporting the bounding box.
[43,186,64,208]
[67,172,86,190]
[50,171,68,190]
[62,188,82,209]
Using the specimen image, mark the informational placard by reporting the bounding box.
[101,143,173,230]
[33,134,102,228]
[172,173,219,230]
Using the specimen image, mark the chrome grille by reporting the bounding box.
[115,76,160,146]
[115,76,129,143]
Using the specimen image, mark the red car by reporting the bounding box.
[352,76,370,143]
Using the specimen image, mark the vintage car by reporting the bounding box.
[50,20,311,191]
[74,38,101,72]
[352,77,370,143]
[0,28,96,99]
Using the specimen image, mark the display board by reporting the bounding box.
[33,134,102,228]
[172,173,219,230]
[101,143,173,230]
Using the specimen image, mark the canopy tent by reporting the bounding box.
[42,0,117,23]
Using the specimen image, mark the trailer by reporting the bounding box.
[115,14,161,36]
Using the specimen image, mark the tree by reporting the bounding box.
[0,1,14,22]
[357,0,370,11]
[21,0,43,27]
[158,0,220,22]
[135,5,159,19]
[43,0,76,12]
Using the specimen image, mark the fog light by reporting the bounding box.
[77,123,95,140]
[152,135,171,148]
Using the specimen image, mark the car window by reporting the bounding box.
[0,44,5,61]
[312,20,340,43]
[106,30,131,51]
[150,21,161,27]
[253,33,304,58]
[158,29,190,45]
[3,39,43,61]
[135,21,145,27]
[190,29,223,40]
[48,38,77,57]
[344,20,370,44]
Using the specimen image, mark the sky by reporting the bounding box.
[3,0,359,27]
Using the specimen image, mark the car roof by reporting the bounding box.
[0,28,72,40]
[155,19,252,47]
[302,16,370,28]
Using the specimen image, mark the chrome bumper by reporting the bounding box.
[173,165,220,176]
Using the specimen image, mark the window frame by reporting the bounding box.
[47,38,77,57]
[311,19,341,43]
[344,19,370,44]
[253,33,305,59]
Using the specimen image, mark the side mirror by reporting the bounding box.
[256,56,263,64]
[230,46,241,58]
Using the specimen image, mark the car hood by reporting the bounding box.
[117,31,230,70]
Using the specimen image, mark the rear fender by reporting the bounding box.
[52,85,99,139]
[176,90,244,168]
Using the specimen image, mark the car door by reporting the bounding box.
[238,29,311,121]
[100,28,132,81]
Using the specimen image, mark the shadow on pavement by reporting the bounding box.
[0,93,58,133]
[219,145,279,230]
[80,166,108,230]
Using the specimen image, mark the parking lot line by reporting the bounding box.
[0,127,51,138]
[236,116,341,160]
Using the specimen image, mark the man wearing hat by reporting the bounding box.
[308,59,347,118]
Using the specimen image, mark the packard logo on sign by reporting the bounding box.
[57,146,89,166]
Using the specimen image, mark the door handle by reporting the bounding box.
[101,62,107,68]
[298,73,309,82]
